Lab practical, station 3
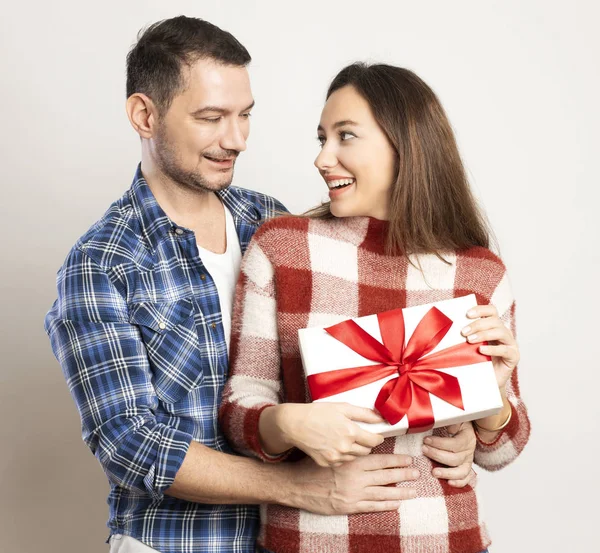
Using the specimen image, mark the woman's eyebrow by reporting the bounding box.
[317,120,359,132]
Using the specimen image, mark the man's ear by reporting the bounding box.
[126,93,158,139]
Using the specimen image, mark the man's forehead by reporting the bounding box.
[180,58,252,107]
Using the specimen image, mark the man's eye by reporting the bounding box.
[241,112,252,119]
[203,117,221,123]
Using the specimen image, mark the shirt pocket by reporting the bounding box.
[128,297,204,404]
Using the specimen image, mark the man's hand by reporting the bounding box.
[288,454,418,515]
[421,422,476,488]
[269,403,385,467]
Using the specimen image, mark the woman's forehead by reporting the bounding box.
[319,86,375,129]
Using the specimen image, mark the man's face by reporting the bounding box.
[152,58,254,192]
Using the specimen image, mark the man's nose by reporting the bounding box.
[221,119,247,152]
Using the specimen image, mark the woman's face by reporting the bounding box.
[314,85,397,220]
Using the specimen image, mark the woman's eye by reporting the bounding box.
[317,136,326,147]
[340,131,355,141]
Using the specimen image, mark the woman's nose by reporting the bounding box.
[314,144,337,171]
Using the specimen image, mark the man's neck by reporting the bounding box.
[141,159,222,227]
[141,159,228,254]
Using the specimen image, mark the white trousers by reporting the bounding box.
[109,534,161,553]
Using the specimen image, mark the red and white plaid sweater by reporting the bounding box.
[220,215,530,553]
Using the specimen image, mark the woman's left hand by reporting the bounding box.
[462,304,519,392]
[422,422,476,488]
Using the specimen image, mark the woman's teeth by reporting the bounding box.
[328,178,355,189]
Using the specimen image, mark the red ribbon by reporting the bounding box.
[306,307,490,432]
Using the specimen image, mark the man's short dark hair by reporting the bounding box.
[126,16,251,115]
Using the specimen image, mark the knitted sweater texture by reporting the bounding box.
[220,215,530,553]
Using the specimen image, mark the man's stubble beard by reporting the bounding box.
[154,125,236,194]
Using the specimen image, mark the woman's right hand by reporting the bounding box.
[276,403,386,467]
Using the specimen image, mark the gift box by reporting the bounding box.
[298,294,503,437]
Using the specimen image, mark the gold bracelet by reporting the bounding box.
[473,406,512,433]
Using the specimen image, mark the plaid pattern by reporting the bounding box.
[220,215,530,553]
[45,165,286,553]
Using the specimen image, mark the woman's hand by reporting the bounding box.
[462,304,519,392]
[274,403,385,467]
[422,422,476,488]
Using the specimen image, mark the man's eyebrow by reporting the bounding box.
[317,120,359,132]
[191,101,255,117]
[192,106,228,116]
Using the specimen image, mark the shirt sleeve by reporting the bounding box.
[473,271,531,471]
[44,247,193,499]
[219,236,290,462]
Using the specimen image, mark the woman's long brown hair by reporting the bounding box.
[306,63,494,258]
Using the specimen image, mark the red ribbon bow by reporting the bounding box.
[306,307,490,433]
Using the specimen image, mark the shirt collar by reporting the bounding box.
[216,186,261,226]
[128,164,261,252]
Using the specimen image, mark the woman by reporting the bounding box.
[219,63,530,553]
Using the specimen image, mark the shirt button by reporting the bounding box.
[158,322,167,330]
[200,274,206,280]
[175,228,184,235]
[211,323,217,330]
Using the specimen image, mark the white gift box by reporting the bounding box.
[298,294,503,437]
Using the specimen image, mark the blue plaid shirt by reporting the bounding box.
[45,166,287,553]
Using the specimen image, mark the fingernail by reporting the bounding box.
[424,437,432,445]
[411,470,420,479]
[462,326,471,335]
[422,445,429,454]
[409,489,417,498]
[467,309,477,317]
[467,334,478,342]
[432,469,441,477]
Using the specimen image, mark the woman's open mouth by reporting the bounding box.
[327,178,355,190]
[327,178,355,199]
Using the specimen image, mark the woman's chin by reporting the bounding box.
[330,204,350,218]
[330,203,369,219]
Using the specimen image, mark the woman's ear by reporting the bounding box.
[126,93,157,139]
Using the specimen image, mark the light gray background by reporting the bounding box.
[2,1,598,552]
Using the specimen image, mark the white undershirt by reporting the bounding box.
[196,205,242,352]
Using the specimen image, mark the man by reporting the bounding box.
[45,16,477,553]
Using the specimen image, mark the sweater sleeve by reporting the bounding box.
[473,270,531,471]
[219,235,290,462]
